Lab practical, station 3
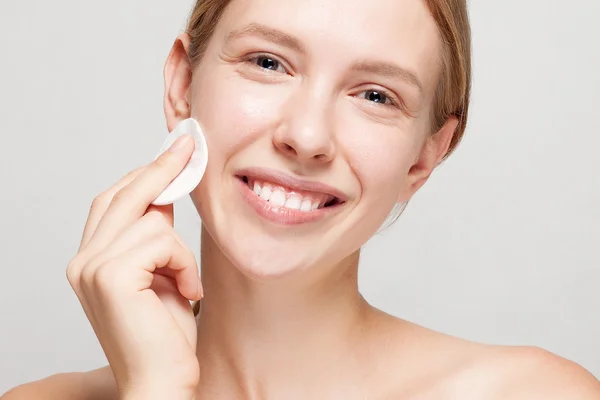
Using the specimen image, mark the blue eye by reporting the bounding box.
[356,89,403,109]
[362,90,392,105]
[250,55,286,73]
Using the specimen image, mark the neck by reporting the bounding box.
[194,226,372,398]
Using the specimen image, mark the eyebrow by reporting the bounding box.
[225,23,423,94]
[225,23,306,54]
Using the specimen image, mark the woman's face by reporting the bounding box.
[169,0,454,278]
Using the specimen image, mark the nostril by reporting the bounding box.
[284,143,296,154]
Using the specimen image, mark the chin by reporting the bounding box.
[191,165,386,280]
[209,210,340,280]
[231,241,318,280]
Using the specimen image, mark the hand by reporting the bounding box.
[66,134,202,399]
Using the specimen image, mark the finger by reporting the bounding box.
[79,166,147,252]
[93,233,201,301]
[88,135,194,251]
[146,203,174,227]
[149,273,198,347]
[87,208,183,275]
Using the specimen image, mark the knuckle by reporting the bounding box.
[91,262,122,292]
[143,210,167,228]
[110,189,128,205]
[91,193,110,210]
[66,257,82,285]
[79,262,98,287]
[67,254,98,293]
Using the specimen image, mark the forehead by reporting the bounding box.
[217,0,443,96]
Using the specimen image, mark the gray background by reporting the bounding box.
[1,0,599,393]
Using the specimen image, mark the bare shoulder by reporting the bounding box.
[458,346,600,400]
[365,311,600,400]
[2,366,117,400]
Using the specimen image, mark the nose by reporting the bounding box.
[273,88,336,165]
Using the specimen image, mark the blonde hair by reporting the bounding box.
[185,0,472,316]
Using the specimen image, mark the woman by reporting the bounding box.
[4,0,599,399]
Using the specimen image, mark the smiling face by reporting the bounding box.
[164,0,458,279]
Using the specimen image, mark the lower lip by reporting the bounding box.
[236,178,343,225]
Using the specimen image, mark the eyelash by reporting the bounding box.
[243,53,288,74]
[357,88,401,109]
[243,53,403,110]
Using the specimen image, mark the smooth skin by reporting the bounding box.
[4,0,600,398]
[3,139,599,400]
[2,142,600,400]
[3,136,600,400]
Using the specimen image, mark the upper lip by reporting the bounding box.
[236,167,347,202]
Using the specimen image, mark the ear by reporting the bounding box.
[164,33,193,132]
[398,116,459,202]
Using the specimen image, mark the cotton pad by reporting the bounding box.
[151,118,208,206]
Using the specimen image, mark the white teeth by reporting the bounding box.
[259,186,272,201]
[249,179,338,212]
[269,190,287,207]
[285,196,302,210]
[253,181,262,195]
[300,199,312,212]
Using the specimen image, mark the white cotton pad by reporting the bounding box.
[151,118,208,206]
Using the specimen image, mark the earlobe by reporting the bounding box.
[164,33,193,132]
[397,116,459,202]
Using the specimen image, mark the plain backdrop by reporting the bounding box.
[1,0,599,393]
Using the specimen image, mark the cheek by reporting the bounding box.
[190,74,288,161]
[341,120,418,203]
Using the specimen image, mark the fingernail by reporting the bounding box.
[197,277,204,300]
[169,134,192,152]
